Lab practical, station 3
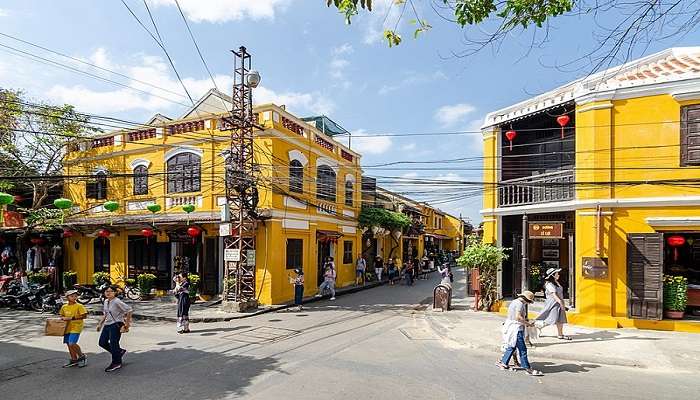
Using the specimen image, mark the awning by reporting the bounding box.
[425,233,451,240]
[316,230,343,239]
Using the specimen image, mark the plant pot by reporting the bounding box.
[664,310,685,319]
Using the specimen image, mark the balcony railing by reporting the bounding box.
[498,169,574,207]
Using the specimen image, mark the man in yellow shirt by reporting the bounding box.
[59,290,88,368]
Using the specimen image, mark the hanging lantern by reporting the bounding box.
[103,201,119,225]
[186,226,201,244]
[53,198,74,224]
[141,228,154,244]
[0,192,15,225]
[667,235,685,262]
[97,228,111,245]
[30,237,45,245]
[182,204,196,225]
[62,229,74,238]
[556,115,570,139]
[147,203,161,225]
[505,130,517,151]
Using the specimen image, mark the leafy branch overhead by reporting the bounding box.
[358,207,411,231]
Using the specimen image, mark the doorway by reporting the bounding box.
[202,237,219,295]
[317,240,332,287]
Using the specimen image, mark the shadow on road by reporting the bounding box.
[533,361,601,374]
[533,330,662,348]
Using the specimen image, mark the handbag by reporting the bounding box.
[45,318,67,336]
[106,300,130,334]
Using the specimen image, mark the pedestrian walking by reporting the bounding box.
[387,259,397,285]
[96,285,133,372]
[174,273,191,334]
[437,263,450,285]
[497,290,543,376]
[315,257,336,300]
[291,268,304,310]
[355,254,366,286]
[535,268,572,340]
[59,289,88,368]
[404,259,414,286]
[374,256,384,281]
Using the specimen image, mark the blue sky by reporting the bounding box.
[1,0,698,224]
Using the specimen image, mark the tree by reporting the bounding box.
[0,88,98,210]
[327,1,700,71]
[456,234,509,311]
[358,206,411,258]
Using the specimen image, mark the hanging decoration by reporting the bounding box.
[30,237,45,245]
[147,203,161,225]
[0,192,15,225]
[103,201,119,225]
[505,130,517,151]
[97,228,111,245]
[186,226,201,244]
[182,204,196,225]
[141,228,155,244]
[62,229,74,238]
[53,198,74,224]
[556,115,570,139]
[667,235,685,262]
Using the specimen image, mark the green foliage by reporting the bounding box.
[529,263,542,291]
[225,277,237,295]
[327,0,373,24]
[663,275,688,312]
[137,273,157,295]
[188,273,201,299]
[93,271,111,286]
[28,271,49,284]
[18,207,64,229]
[125,278,136,287]
[359,207,411,231]
[457,234,509,310]
[383,30,402,47]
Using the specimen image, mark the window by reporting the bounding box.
[94,237,110,273]
[133,165,148,195]
[316,165,336,202]
[167,153,201,193]
[86,171,107,200]
[681,105,700,166]
[343,241,353,264]
[344,181,353,207]
[289,160,303,193]
[286,239,303,270]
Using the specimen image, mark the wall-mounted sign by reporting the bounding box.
[219,223,232,237]
[582,257,608,279]
[246,250,256,266]
[224,248,240,262]
[528,222,564,239]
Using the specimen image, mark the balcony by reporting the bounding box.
[498,169,574,207]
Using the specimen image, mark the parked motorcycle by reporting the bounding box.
[41,291,63,314]
[73,282,110,304]
[0,280,22,307]
[6,283,47,311]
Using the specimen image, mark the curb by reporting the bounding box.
[425,312,645,369]
[87,279,391,323]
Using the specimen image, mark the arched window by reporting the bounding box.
[94,237,110,273]
[86,171,108,200]
[316,165,336,202]
[345,181,353,206]
[289,160,304,193]
[133,165,148,195]
[167,153,201,193]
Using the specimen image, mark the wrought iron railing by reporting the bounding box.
[498,169,575,207]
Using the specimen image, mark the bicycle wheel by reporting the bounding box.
[126,287,141,300]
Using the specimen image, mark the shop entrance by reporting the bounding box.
[317,240,332,287]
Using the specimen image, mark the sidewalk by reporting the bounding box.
[86,280,386,322]
[426,271,700,373]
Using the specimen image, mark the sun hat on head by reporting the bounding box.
[545,267,562,279]
[65,289,79,296]
[294,268,303,275]
[518,290,535,303]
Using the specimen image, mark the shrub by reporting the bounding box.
[137,273,157,295]
[93,271,111,286]
[28,271,50,284]
[457,234,510,311]
[62,271,78,288]
[188,274,201,299]
[663,275,688,312]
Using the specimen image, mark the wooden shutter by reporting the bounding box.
[681,105,700,166]
[86,181,97,199]
[627,233,663,320]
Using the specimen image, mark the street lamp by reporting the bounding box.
[247,70,261,88]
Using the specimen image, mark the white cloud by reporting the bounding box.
[343,129,393,155]
[0,9,8,17]
[147,0,293,23]
[329,46,351,88]
[401,142,416,151]
[332,43,354,56]
[378,70,447,95]
[434,103,476,128]
[361,0,408,45]
[254,86,335,115]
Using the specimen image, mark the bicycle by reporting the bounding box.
[113,275,141,300]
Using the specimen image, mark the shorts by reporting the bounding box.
[63,333,80,344]
[356,270,364,277]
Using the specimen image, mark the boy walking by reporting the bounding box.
[60,289,88,368]
[355,254,366,286]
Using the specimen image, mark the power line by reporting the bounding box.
[173,0,219,92]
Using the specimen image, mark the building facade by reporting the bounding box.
[481,48,700,332]
[62,89,362,305]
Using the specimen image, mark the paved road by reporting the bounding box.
[0,274,694,399]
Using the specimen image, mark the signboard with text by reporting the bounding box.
[528,222,564,239]
[224,249,240,262]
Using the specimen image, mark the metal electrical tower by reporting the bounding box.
[220,46,260,311]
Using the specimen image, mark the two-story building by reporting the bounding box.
[481,47,700,332]
[62,89,363,305]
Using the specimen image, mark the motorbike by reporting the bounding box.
[0,280,23,307]
[41,291,63,314]
[7,283,47,311]
[73,281,110,304]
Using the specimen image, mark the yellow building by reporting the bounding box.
[62,89,362,305]
[481,48,700,332]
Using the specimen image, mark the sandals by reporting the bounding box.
[526,369,544,376]
[557,335,573,340]
[495,361,509,370]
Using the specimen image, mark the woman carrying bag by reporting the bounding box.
[174,273,191,334]
[96,285,132,372]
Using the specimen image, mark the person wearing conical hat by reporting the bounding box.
[496,291,543,376]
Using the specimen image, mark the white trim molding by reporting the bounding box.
[282,219,309,230]
[129,158,151,170]
[288,149,309,166]
[284,196,307,210]
[316,157,339,174]
[342,209,355,217]
[270,209,357,226]
[646,217,700,227]
[341,226,356,234]
[164,146,204,161]
[345,173,356,183]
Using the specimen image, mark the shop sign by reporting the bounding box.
[528,222,564,239]
[246,250,256,266]
[219,223,231,237]
[582,257,608,279]
[224,248,240,262]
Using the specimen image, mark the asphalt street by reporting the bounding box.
[0,274,694,400]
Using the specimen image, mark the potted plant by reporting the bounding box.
[62,271,78,289]
[529,264,543,292]
[188,273,201,302]
[663,274,688,319]
[28,271,50,285]
[93,271,111,286]
[456,234,510,311]
[137,273,157,300]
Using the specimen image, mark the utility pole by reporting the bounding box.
[220,46,260,312]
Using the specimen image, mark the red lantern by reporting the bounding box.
[505,130,517,151]
[62,229,74,238]
[97,229,110,244]
[30,237,45,245]
[187,226,201,244]
[141,228,154,244]
[667,235,685,261]
[556,115,570,139]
